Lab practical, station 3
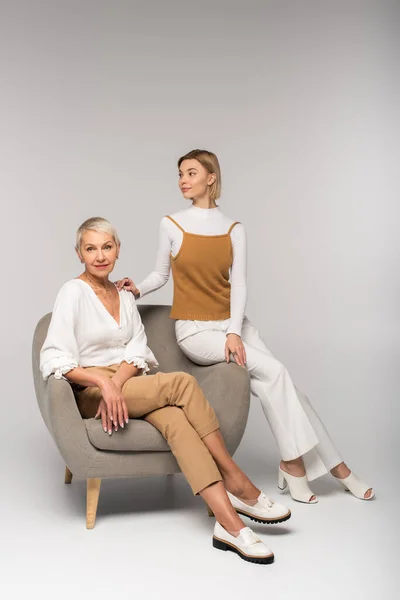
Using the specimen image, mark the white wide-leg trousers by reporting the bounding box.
[176,317,342,481]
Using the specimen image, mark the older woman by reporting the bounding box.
[40,216,291,565]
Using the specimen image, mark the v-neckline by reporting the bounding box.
[76,278,122,327]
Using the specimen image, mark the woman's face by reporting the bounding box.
[178,159,215,201]
[77,230,119,280]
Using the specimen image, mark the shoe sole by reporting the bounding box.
[213,536,274,564]
[234,507,292,524]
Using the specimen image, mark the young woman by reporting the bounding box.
[40,216,292,565]
[117,150,374,504]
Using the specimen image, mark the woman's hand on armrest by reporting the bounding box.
[114,277,140,299]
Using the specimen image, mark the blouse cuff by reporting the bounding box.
[124,356,159,375]
[41,359,78,381]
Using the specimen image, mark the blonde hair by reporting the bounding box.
[178,149,222,201]
[75,217,120,251]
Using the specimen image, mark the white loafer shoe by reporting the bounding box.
[227,490,291,524]
[213,522,274,564]
[333,472,375,500]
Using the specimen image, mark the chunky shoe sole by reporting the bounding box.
[233,507,292,524]
[213,536,274,564]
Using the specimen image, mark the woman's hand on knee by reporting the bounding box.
[225,334,246,367]
[95,399,113,435]
[114,277,140,298]
[98,379,129,431]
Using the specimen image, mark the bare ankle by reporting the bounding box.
[217,515,244,535]
[280,458,306,477]
[224,478,260,503]
[331,462,351,479]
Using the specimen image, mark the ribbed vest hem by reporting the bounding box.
[169,310,231,321]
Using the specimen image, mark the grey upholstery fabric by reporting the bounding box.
[32,305,251,480]
[85,419,170,452]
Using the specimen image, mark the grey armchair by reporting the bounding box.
[32,305,251,528]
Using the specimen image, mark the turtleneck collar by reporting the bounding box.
[189,204,221,217]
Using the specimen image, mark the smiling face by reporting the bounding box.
[178,158,216,203]
[76,230,119,281]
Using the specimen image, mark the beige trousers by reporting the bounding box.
[75,366,222,494]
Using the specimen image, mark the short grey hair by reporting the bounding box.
[75,217,121,251]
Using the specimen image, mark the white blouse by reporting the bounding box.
[137,205,247,336]
[40,279,159,381]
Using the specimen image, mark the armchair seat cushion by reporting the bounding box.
[85,418,170,452]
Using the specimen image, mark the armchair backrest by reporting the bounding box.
[137,305,194,373]
[32,313,53,432]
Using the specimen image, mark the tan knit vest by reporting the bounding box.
[167,216,240,321]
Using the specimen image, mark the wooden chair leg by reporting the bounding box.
[86,478,101,529]
[206,505,214,517]
[64,466,73,484]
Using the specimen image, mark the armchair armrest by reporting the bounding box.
[43,376,98,477]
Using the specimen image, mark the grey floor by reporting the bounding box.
[2,402,397,600]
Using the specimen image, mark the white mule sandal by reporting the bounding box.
[278,467,318,504]
[333,472,375,500]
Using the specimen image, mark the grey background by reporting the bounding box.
[1,1,399,598]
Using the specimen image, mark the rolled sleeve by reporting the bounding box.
[40,282,80,380]
[41,357,79,381]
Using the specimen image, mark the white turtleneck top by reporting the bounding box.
[137,205,247,337]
